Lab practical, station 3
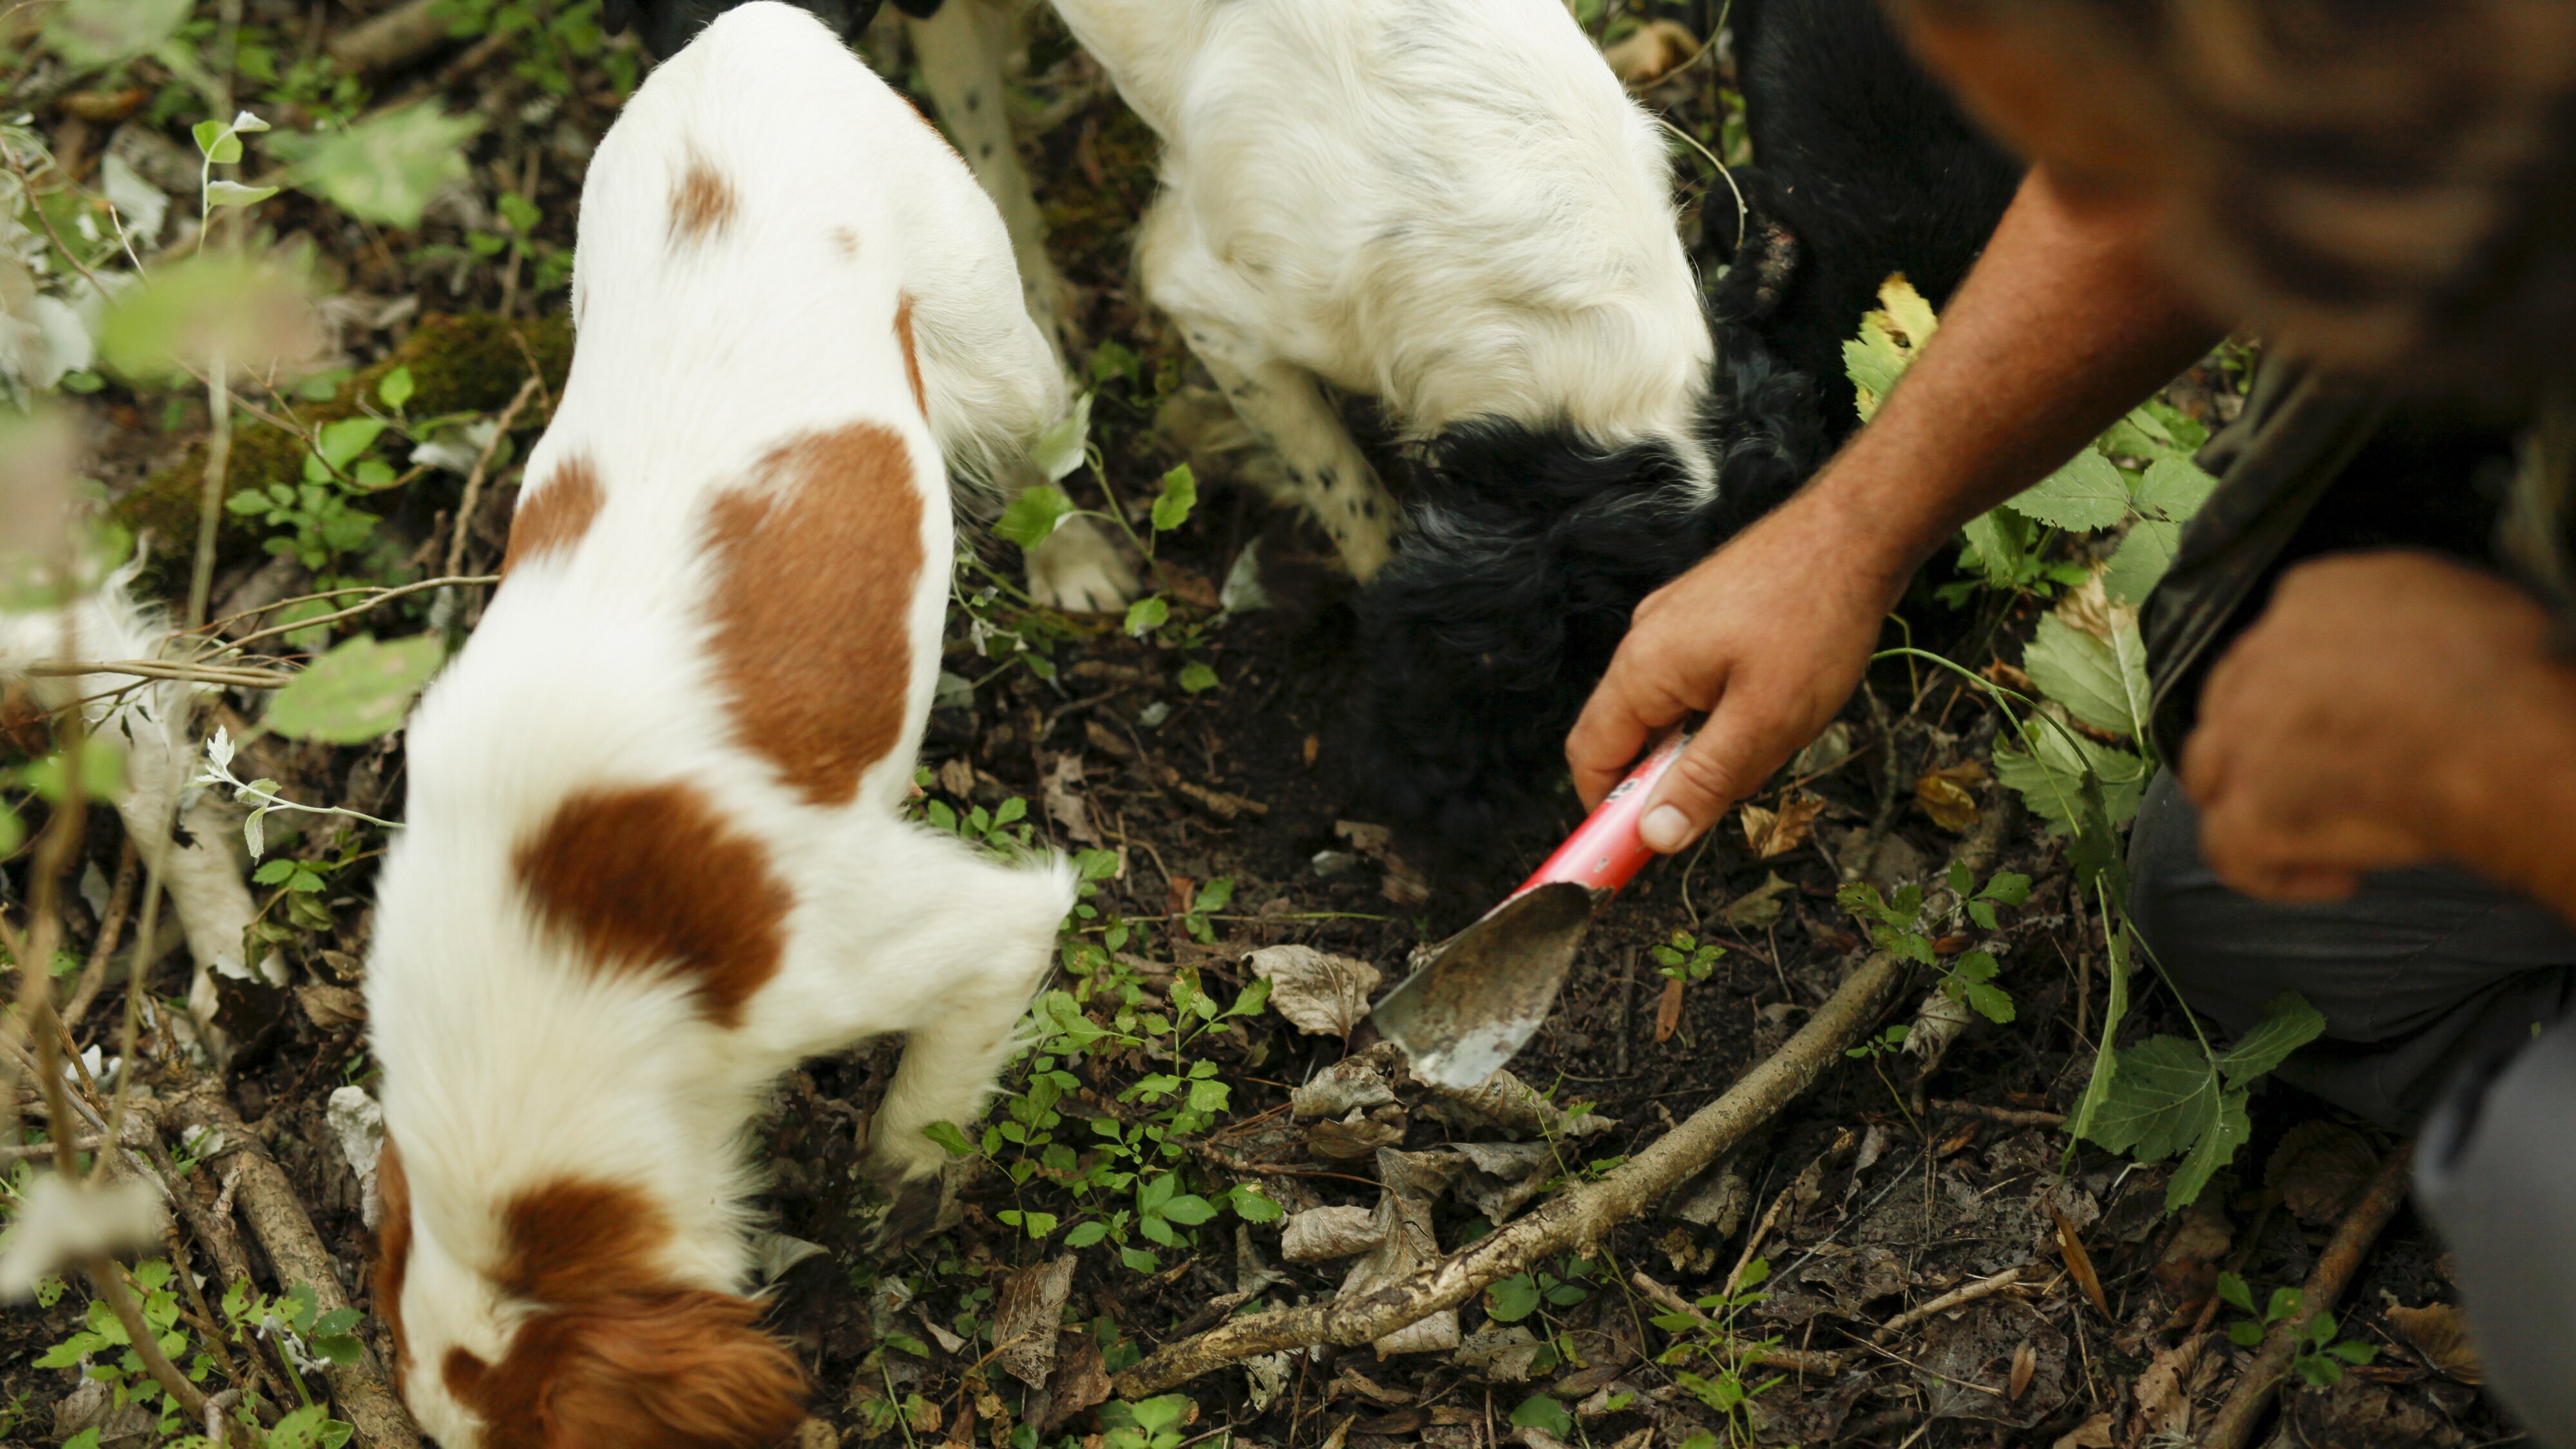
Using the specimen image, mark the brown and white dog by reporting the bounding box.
[365,7,1074,1443]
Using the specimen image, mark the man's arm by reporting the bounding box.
[1569,166,2226,851]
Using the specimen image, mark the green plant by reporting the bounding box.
[1651,927,1724,985]
[1651,1258,1786,1448]
[2215,1273,2378,1387]
[35,1262,361,1445]
[1837,863,2031,1026]
[1099,1394,1201,1449]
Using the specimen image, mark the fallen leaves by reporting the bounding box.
[1718,873,1795,933]
[1249,945,1382,1036]
[2385,1302,2483,1383]
[1282,1206,1383,1264]
[1916,762,1987,833]
[1601,18,1700,85]
[1339,1150,1464,1356]
[2269,1121,2378,1226]
[2051,1204,2110,1319]
[1653,976,1685,1043]
[993,1256,1077,1388]
[1043,754,1102,848]
[1739,793,1824,859]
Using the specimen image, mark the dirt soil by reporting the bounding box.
[0,3,2515,1447]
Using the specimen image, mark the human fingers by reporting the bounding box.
[1567,641,1685,810]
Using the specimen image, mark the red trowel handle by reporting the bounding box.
[1520,732,1692,898]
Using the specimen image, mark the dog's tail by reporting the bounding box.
[1351,318,1829,857]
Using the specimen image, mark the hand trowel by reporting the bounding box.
[1369,732,1691,1088]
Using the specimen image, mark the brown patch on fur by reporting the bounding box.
[375,1135,413,1379]
[894,296,927,416]
[514,784,791,1027]
[828,226,859,260]
[444,1178,808,1449]
[0,680,52,760]
[701,424,924,806]
[670,156,738,246]
[500,455,604,578]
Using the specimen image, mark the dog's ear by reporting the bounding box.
[538,1291,807,1449]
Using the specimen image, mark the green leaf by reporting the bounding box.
[254,859,296,885]
[378,365,416,410]
[1158,1194,1217,1227]
[2076,1034,2224,1162]
[2329,1340,2378,1365]
[2214,1272,2254,1316]
[2164,1086,2251,1212]
[2135,457,2219,521]
[1064,1220,1110,1248]
[1486,1274,1542,1323]
[1508,1394,1574,1438]
[1964,981,2016,1025]
[998,484,1075,549]
[1227,1185,1282,1223]
[1978,872,2033,905]
[2105,518,2181,605]
[204,180,279,209]
[1029,393,1095,484]
[497,192,542,234]
[1151,465,1197,533]
[2007,450,2131,532]
[265,634,447,744]
[2228,1320,2265,1348]
[1177,661,1219,694]
[1991,721,2146,835]
[276,105,481,230]
[48,0,191,67]
[2022,614,2149,739]
[22,737,126,803]
[1124,596,1170,639]
[317,417,388,470]
[922,1121,975,1157]
[884,1331,931,1358]
[100,252,316,381]
[2215,992,2326,1090]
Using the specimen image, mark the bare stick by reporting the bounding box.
[1872,1265,2031,1343]
[90,1251,216,1421]
[1111,946,1916,1397]
[1929,1099,2065,1128]
[188,350,233,632]
[162,1085,424,1449]
[209,574,498,654]
[444,375,540,578]
[2197,1142,2414,1449]
[1628,1273,1844,1374]
[23,659,296,688]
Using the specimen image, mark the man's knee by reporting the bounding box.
[2420,1018,2576,1448]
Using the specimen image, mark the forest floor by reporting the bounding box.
[0,1,2515,1446]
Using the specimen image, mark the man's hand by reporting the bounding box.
[1567,493,1905,851]
[2183,551,2576,911]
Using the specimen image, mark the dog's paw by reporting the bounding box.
[1025,516,1137,612]
[870,1170,949,1251]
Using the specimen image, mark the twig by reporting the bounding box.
[90,1252,216,1421]
[161,1085,424,1449]
[1724,1162,1809,1302]
[1628,1272,1844,1373]
[2197,1142,2414,1449]
[1872,1265,2030,1343]
[23,659,297,688]
[206,573,498,655]
[1110,943,1919,1396]
[444,374,541,578]
[1929,1099,2065,1129]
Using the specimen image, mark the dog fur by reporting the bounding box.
[365,9,1072,1443]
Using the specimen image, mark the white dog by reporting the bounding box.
[365,8,1073,1443]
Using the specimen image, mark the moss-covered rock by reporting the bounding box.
[116,313,573,574]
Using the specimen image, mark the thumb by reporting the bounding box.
[1634,711,1769,854]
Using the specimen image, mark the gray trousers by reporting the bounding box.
[2129,769,2576,1443]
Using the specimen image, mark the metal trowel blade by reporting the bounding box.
[1366,881,1600,1089]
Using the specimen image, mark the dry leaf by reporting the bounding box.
[2132,1337,2199,1437]
[1291,1050,1399,1119]
[2153,1191,2231,1302]
[993,1256,1076,1387]
[1915,762,1987,833]
[1042,754,1101,848]
[1249,945,1383,1036]
[1718,873,1795,932]
[1339,1150,1464,1356]
[937,757,978,798]
[2385,1302,2483,1383]
[1282,1205,1384,1263]
[1417,1066,1615,1139]
[1601,18,1700,84]
[1443,1141,1558,1224]
[1653,975,1685,1043]
[298,982,367,1029]
[1790,721,1855,779]
[1041,1330,1113,1430]
[2050,1411,2114,1449]
[796,1421,840,1449]
[1307,1114,1406,1159]
[2052,1204,2110,1318]
[2268,1120,2377,1227]
[1452,1325,1546,1381]
[1739,793,1824,858]
[2008,1340,2038,1402]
